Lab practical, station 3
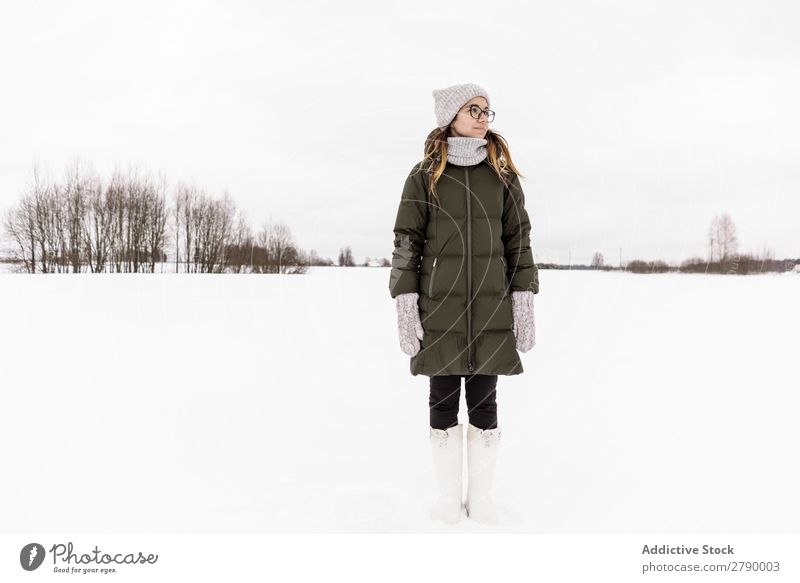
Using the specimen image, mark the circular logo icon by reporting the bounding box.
[20,543,46,571]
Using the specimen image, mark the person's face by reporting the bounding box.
[450,96,491,138]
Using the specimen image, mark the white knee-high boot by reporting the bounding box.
[465,423,501,524]
[429,423,464,523]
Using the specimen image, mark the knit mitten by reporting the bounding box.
[395,292,425,356]
[511,290,535,352]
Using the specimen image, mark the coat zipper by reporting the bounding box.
[500,255,507,294]
[465,167,473,373]
[428,256,438,297]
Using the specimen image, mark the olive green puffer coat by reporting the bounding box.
[389,157,539,376]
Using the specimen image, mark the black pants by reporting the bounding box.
[429,374,498,431]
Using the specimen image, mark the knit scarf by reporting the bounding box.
[446,136,488,166]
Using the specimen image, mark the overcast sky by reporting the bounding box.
[1,0,798,265]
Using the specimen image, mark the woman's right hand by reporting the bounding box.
[395,292,425,356]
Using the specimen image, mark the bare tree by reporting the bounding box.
[708,213,738,266]
[591,251,604,268]
[95,164,166,273]
[253,220,306,273]
[2,164,51,272]
[105,169,126,272]
[226,211,252,273]
[82,169,112,272]
[63,160,86,272]
[142,170,169,272]
[171,183,237,273]
[338,246,354,266]
[125,166,148,272]
[174,181,200,273]
[32,168,62,273]
[269,221,292,273]
[258,220,289,273]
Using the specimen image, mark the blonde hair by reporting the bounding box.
[415,126,525,207]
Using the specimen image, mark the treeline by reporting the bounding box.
[624,213,796,274]
[1,160,333,274]
[538,256,798,274]
[542,212,798,274]
[626,256,798,274]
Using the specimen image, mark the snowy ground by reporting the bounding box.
[1,267,798,533]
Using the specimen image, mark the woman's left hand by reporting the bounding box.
[511,290,535,352]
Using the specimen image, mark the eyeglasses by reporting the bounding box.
[461,104,495,123]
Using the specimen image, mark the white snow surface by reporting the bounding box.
[1,267,798,533]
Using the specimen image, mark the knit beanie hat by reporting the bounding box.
[432,83,491,129]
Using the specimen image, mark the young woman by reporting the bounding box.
[389,83,539,524]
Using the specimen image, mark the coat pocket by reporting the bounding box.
[500,255,509,295]
[428,256,439,299]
